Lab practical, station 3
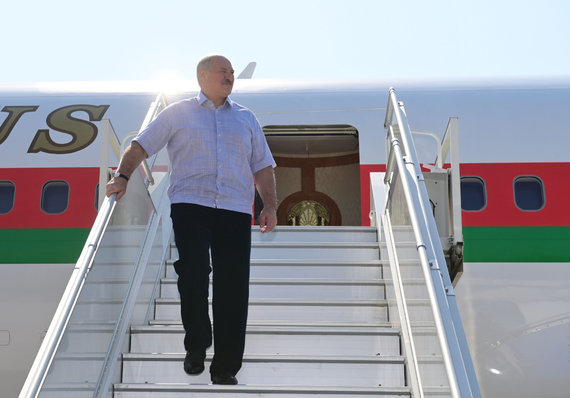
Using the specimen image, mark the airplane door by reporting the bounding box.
[263,125,361,226]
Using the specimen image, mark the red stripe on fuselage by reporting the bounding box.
[360,162,570,228]
[0,167,98,229]
[460,162,570,227]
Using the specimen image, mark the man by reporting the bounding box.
[106,55,277,385]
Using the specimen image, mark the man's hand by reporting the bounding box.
[258,206,277,233]
[105,141,148,201]
[254,166,277,233]
[106,176,128,200]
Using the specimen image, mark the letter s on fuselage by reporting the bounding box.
[0,104,109,154]
[0,106,40,145]
[28,104,110,154]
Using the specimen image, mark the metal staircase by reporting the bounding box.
[115,226,410,397]
[19,89,480,398]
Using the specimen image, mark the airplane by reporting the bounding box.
[1,71,569,397]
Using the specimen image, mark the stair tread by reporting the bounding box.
[252,242,380,247]
[131,324,400,335]
[123,353,405,363]
[171,241,382,247]
[148,320,394,328]
[114,226,427,395]
[54,352,442,362]
[155,297,429,305]
[253,226,377,231]
[165,258,414,265]
[155,297,391,306]
[167,261,385,268]
[161,277,387,285]
[114,383,411,394]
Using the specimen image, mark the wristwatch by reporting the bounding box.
[114,171,129,181]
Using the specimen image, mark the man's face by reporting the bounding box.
[201,57,234,101]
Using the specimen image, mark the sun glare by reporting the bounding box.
[151,70,195,93]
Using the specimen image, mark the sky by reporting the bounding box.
[1,0,569,83]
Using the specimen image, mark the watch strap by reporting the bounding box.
[115,172,129,181]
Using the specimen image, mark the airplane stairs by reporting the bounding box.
[114,225,414,397]
[20,88,479,397]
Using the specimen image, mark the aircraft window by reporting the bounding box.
[460,177,486,211]
[41,180,69,214]
[0,181,16,214]
[514,176,545,211]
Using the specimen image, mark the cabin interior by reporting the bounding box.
[263,124,361,226]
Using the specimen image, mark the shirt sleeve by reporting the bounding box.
[133,105,173,157]
[249,112,276,174]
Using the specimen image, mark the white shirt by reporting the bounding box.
[134,92,275,215]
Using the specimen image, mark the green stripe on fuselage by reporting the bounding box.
[0,228,90,263]
[463,226,570,262]
[3,226,568,263]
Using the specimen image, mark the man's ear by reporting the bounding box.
[198,68,206,84]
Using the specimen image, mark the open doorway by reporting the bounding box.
[263,124,361,226]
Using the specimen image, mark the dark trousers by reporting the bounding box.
[170,203,251,376]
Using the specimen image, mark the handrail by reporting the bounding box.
[92,173,171,397]
[386,122,461,397]
[19,194,117,398]
[381,208,424,398]
[383,88,480,397]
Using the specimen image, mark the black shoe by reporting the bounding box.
[211,373,238,385]
[184,350,206,375]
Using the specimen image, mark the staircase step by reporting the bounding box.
[251,226,379,243]
[121,353,406,386]
[69,297,428,324]
[385,226,416,242]
[150,320,393,328]
[108,225,448,396]
[43,353,105,383]
[81,280,156,299]
[384,278,430,300]
[100,225,147,243]
[380,242,420,261]
[82,260,155,281]
[159,277,430,301]
[130,325,401,356]
[32,383,95,398]
[94,244,163,263]
[142,320,438,355]
[160,278,386,300]
[114,383,411,397]
[171,242,381,261]
[166,259,385,279]
[154,298,390,323]
[45,354,444,393]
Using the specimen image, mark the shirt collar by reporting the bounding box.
[197,91,233,109]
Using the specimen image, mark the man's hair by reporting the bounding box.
[196,55,223,84]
